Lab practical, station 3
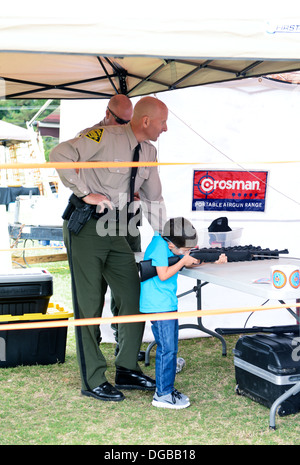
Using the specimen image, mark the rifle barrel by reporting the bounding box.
[252,254,300,260]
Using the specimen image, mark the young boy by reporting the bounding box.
[140,217,226,409]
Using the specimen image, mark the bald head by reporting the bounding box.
[105,94,133,125]
[131,96,168,142]
[132,96,167,119]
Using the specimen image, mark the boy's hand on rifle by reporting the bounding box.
[184,251,227,268]
[214,253,227,264]
[181,253,200,267]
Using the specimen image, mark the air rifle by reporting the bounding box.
[138,246,289,282]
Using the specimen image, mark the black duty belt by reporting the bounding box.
[62,194,141,235]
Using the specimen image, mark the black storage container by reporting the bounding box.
[233,332,300,416]
[0,321,67,367]
[0,303,73,367]
[0,269,53,316]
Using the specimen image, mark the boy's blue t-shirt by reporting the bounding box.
[139,232,179,313]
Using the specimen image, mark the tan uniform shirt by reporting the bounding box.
[50,123,166,231]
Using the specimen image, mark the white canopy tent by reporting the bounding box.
[1,4,300,98]
[0,120,31,146]
[1,3,300,341]
[0,120,32,186]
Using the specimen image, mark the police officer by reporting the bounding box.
[78,94,141,352]
[50,96,168,402]
[78,93,134,132]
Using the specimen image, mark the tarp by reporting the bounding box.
[1,3,300,99]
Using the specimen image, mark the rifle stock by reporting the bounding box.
[138,246,289,282]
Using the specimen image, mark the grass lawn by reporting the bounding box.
[0,261,299,445]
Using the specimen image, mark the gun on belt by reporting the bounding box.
[62,194,96,235]
[138,246,289,282]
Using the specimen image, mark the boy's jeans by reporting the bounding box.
[151,317,178,395]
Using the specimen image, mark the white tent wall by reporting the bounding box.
[157,79,300,255]
[156,81,300,340]
[58,78,300,342]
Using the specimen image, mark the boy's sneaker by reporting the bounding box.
[173,389,189,402]
[152,389,190,409]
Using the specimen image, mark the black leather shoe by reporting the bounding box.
[115,366,156,391]
[81,382,125,402]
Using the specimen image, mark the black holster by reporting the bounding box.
[62,194,142,234]
[62,194,95,235]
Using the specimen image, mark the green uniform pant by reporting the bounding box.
[109,231,141,342]
[63,219,144,391]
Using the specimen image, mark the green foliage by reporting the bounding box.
[0,99,60,128]
[43,136,59,162]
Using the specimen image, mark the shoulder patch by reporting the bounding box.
[84,128,104,143]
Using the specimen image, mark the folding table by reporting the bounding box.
[178,258,300,348]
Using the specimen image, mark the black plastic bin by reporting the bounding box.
[0,269,53,316]
[0,303,73,367]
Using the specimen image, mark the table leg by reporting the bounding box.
[144,279,227,366]
[145,340,156,366]
[279,300,300,325]
[269,381,300,430]
[178,279,227,356]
